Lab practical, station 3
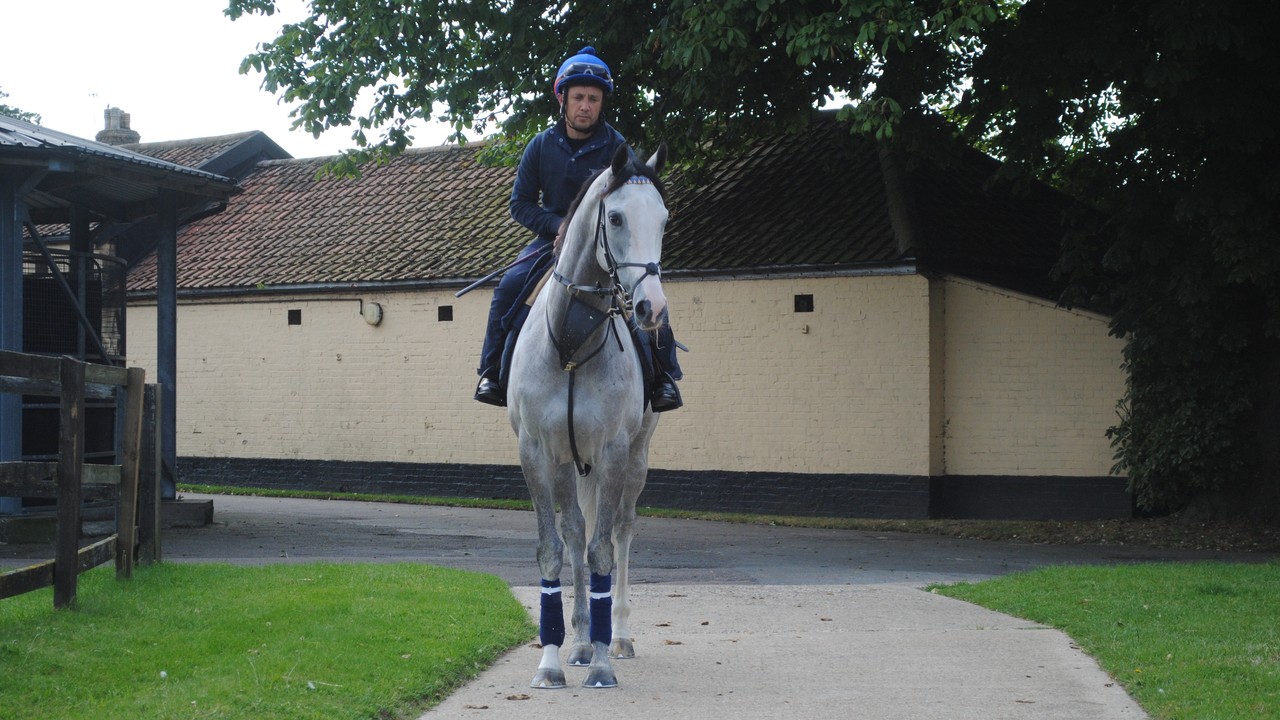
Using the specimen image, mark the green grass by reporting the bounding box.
[934,562,1280,719]
[0,562,534,720]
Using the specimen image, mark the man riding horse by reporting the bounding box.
[474,46,683,412]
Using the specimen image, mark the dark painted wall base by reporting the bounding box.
[929,475,1134,521]
[179,457,1132,521]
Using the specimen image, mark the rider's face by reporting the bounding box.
[562,85,604,139]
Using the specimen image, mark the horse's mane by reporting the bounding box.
[562,150,667,235]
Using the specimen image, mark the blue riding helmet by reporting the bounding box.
[554,46,614,97]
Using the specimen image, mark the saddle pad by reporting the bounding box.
[524,268,553,306]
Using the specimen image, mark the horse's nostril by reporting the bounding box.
[635,300,651,319]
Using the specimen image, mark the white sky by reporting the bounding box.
[2,0,465,159]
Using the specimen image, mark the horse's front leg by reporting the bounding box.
[580,477,625,688]
[523,450,568,689]
[557,470,594,670]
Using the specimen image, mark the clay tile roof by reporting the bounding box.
[128,144,518,292]
[127,116,1071,300]
[123,131,261,169]
[663,120,899,273]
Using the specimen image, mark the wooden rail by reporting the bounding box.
[0,349,146,608]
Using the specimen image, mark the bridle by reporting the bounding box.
[545,176,664,476]
[551,180,663,319]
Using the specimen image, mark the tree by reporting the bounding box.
[228,0,1279,520]
[949,1,1279,519]
[0,89,40,123]
[226,0,997,169]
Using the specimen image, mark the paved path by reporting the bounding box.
[4,494,1260,718]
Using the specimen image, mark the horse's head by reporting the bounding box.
[594,143,670,330]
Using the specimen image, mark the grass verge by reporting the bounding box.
[0,562,534,720]
[934,562,1280,719]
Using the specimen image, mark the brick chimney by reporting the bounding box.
[96,107,140,145]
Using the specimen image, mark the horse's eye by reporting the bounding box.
[608,211,623,227]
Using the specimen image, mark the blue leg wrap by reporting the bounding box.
[539,579,565,648]
[589,573,612,645]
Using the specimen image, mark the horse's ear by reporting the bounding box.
[646,143,667,176]
[611,144,632,178]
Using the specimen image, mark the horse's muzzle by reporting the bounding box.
[625,261,666,330]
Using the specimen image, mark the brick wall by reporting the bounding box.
[128,274,937,476]
[128,289,515,466]
[940,278,1125,476]
[648,273,935,475]
[126,272,1128,518]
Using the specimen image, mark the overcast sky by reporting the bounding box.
[2,0,462,159]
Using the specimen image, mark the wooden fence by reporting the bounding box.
[0,349,150,608]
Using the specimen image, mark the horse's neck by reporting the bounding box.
[541,200,618,352]
[552,202,611,303]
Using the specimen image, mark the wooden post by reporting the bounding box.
[136,383,162,563]
[114,367,145,578]
[54,356,86,609]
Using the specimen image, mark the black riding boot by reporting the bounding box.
[649,322,683,412]
[474,376,506,407]
[650,371,682,412]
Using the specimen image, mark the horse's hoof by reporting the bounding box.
[583,667,618,689]
[567,644,593,666]
[609,638,635,659]
[530,668,567,689]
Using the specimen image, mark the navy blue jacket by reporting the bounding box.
[509,120,627,243]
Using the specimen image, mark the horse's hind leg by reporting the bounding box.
[610,456,648,659]
[610,510,638,659]
[579,461,634,688]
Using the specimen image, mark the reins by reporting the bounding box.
[547,180,662,476]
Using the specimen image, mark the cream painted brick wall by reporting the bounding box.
[654,274,934,474]
[127,274,936,476]
[126,273,1123,479]
[941,278,1125,476]
[128,290,516,466]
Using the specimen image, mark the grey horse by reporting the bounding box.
[507,143,670,689]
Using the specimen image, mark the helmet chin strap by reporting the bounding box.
[560,108,604,137]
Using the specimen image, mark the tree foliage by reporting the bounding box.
[225,0,1002,171]
[949,1,1278,516]
[228,0,1279,518]
[0,89,40,124]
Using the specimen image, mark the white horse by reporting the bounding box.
[507,143,670,689]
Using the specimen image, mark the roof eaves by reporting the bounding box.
[2,115,237,194]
